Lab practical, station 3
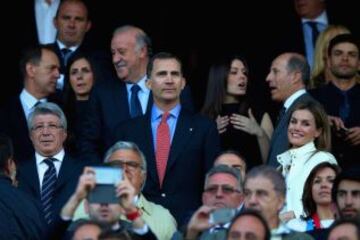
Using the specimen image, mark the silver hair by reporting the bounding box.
[205,164,243,192]
[27,102,67,131]
[103,141,147,172]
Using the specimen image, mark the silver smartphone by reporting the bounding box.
[209,208,236,225]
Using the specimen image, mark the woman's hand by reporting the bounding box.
[230,109,263,137]
[216,115,229,134]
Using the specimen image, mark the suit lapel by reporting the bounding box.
[141,115,158,185]
[56,155,76,190]
[166,111,194,172]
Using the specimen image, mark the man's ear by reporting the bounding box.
[181,77,186,90]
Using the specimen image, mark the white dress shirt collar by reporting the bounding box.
[283,89,307,110]
[301,10,328,26]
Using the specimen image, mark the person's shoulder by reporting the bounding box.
[310,151,337,165]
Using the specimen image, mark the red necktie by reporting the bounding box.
[156,112,170,187]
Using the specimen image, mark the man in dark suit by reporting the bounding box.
[113,52,220,225]
[0,45,61,162]
[177,165,244,240]
[266,52,315,167]
[0,134,46,240]
[17,102,85,226]
[78,25,193,162]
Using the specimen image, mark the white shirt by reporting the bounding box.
[287,218,334,232]
[277,142,337,218]
[283,89,307,112]
[126,75,151,114]
[35,0,60,44]
[36,149,65,188]
[20,89,47,119]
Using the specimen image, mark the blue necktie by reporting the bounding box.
[130,84,142,118]
[307,21,319,47]
[339,91,350,121]
[61,48,72,66]
[41,158,58,224]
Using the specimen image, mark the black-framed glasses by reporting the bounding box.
[31,123,63,132]
[108,160,143,171]
[204,185,241,195]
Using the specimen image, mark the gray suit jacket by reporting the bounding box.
[267,93,315,167]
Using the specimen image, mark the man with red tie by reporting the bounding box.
[113,52,220,226]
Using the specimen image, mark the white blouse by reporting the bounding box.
[277,141,337,218]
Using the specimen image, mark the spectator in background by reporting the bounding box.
[309,24,351,89]
[63,53,97,155]
[78,25,194,162]
[214,150,247,180]
[332,168,360,219]
[327,218,360,240]
[244,165,314,239]
[202,55,273,168]
[227,210,271,240]
[277,100,337,220]
[179,165,244,240]
[287,162,340,239]
[0,45,60,162]
[265,52,315,167]
[310,33,360,169]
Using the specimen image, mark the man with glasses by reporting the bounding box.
[17,102,86,226]
[70,141,177,240]
[175,165,243,240]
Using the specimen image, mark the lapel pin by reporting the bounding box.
[189,128,193,132]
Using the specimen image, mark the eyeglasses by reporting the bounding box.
[31,123,63,132]
[204,185,241,195]
[108,160,143,171]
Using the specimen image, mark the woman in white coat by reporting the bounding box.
[277,100,337,220]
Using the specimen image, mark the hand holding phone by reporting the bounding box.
[87,166,123,203]
[209,208,236,225]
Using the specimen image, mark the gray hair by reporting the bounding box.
[112,25,152,56]
[286,54,310,85]
[27,102,67,131]
[103,141,147,172]
[205,165,243,192]
[245,165,286,197]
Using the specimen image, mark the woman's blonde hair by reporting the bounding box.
[309,25,351,89]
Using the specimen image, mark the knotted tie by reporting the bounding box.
[61,48,72,66]
[41,158,58,224]
[307,21,319,47]
[130,84,142,118]
[156,112,170,187]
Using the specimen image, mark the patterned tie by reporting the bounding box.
[41,158,58,224]
[156,112,170,187]
[61,48,72,66]
[130,84,142,118]
[307,21,319,47]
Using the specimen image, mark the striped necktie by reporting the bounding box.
[41,158,58,224]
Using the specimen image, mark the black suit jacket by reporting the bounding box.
[78,80,194,162]
[267,93,315,167]
[0,175,46,240]
[0,96,33,162]
[17,154,85,224]
[113,109,220,225]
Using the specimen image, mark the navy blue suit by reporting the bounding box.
[78,80,194,162]
[267,93,315,167]
[0,175,46,240]
[17,154,85,224]
[113,109,220,225]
